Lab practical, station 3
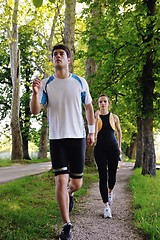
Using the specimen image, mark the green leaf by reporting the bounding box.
[33,0,43,8]
[49,0,55,3]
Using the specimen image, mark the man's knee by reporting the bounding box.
[70,178,83,192]
[55,174,69,189]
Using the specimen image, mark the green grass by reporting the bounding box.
[129,168,160,240]
[0,158,50,167]
[0,165,98,240]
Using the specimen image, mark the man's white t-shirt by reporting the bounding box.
[39,73,92,139]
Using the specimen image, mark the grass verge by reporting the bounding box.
[129,168,160,240]
[0,158,50,167]
[0,165,98,240]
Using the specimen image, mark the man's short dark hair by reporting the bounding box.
[51,44,71,58]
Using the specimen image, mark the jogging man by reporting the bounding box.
[30,44,95,240]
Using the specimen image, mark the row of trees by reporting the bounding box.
[0,0,159,176]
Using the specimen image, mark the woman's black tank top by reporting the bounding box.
[96,113,118,147]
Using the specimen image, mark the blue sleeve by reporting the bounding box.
[81,91,86,104]
[40,90,48,105]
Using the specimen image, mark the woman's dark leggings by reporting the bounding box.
[94,147,119,203]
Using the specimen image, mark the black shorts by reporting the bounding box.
[50,138,86,178]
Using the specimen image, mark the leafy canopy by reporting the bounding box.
[33,0,55,8]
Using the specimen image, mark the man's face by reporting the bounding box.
[52,49,70,69]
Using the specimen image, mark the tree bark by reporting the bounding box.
[20,67,32,160]
[142,119,156,175]
[134,118,143,168]
[38,107,48,159]
[22,101,31,160]
[141,0,156,176]
[10,0,23,160]
[126,133,137,160]
[22,136,31,160]
[63,0,76,72]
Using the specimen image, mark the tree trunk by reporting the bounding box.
[141,0,156,176]
[64,0,76,72]
[126,133,137,160]
[85,0,100,164]
[21,69,32,160]
[22,103,31,160]
[38,107,48,159]
[86,58,97,82]
[134,118,143,168]
[22,136,31,160]
[142,119,156,175]
[10,0,23,160]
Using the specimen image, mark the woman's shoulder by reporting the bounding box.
[109,112,116,130]
[110,113,119,121]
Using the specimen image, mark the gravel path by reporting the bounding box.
[71,162,145,240]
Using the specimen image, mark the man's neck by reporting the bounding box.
[54,68,70,79]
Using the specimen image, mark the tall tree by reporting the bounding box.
[9,0,23,160]
[141,0,156,176]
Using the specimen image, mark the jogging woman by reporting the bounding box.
[94,94,122,218]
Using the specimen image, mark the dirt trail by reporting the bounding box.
[71,162,145,240]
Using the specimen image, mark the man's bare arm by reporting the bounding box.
[30,78,43,115]
[85,103,95,146]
